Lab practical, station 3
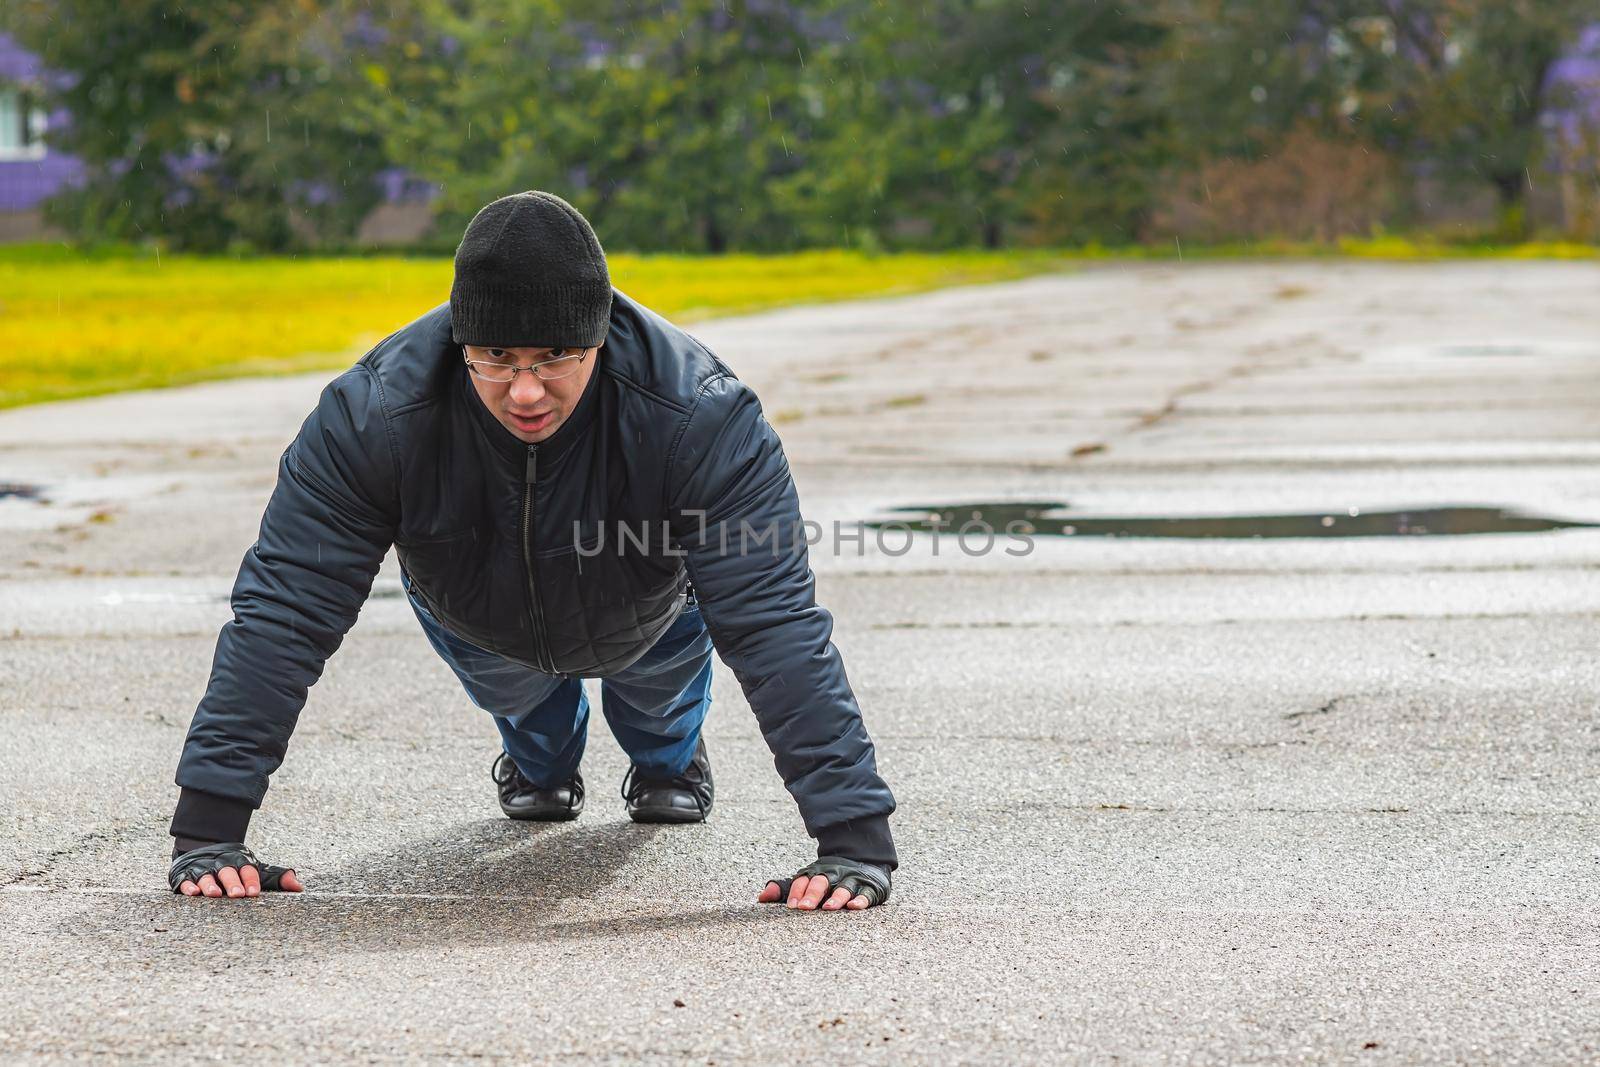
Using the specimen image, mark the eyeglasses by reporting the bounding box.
[462,345,590,383]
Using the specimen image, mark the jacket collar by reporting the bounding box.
[457,345,604,462]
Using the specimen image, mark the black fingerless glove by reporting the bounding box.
[769,855,892,906]
[167,841,295,894]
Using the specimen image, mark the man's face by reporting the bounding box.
[463,343,600,444]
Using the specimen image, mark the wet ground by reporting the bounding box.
[871,501,1595,539]
[2,260,1599,1064]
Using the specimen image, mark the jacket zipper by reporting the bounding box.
[522,444,551,672]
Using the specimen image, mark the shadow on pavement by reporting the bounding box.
[315,818,664,898]
[53,819,798,958]
[56,891,797,963]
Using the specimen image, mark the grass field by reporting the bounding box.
[3,236,1595,410]
[0,246,1068,410]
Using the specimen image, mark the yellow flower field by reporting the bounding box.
[0,246,1067,410]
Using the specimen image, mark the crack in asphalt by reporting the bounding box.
[5,819,164,887]
[1285,696,1348,722]
[1109,332,1341,448]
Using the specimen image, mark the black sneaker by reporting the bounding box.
[621,737,713,823]
[491,751,584,821]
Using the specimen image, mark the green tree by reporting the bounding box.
[1356,0,1596,238]
[359,0,842,253]
[843,0,1167,248]
[344,0,585,245]
[1152,0,1361,157]
[10,0,392,250]
[1155,0,1600,240]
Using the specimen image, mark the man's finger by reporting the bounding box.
[821,886,853,911]
[758,880,785,903]
[277,868,304,893]
[846,893,871,910]
[197,873,223,898]
[786,875,812,909]
[179,879,200,897]
[796,876,832,908]
[797,875,831,911]
[240,864,261,897]
[216,866,245,898]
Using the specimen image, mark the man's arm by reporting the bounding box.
[667,372,897,879]
[170,365,398,883]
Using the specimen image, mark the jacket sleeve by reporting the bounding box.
[667,373,897,870]
[171,365,399,840]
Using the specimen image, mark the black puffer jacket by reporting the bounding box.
[171,293,897,868]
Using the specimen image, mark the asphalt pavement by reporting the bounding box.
[2,260,1598,1064]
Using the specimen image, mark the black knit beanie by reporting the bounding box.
[450,190,613,349]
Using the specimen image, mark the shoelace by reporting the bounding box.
[490,751,522,788]
[490,752,583,808]
[619,758,711,816]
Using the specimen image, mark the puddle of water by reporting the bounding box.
[0,482,45,502]
[871,501,1596,539]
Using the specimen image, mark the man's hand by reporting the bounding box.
[169,842,303,898]
[757,855,891,912]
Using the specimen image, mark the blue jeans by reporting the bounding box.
[405,574,714,788]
